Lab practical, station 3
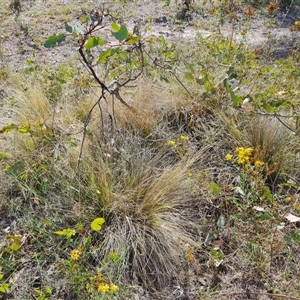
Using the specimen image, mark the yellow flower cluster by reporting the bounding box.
[70,248,82,261]
[180,135,189,142]
[235,147,253,165]
[167,140,176,147]
[89,273,119,294]
[226,147,266,170]
[225,153,233,161]
[97,283,119,293]
[254,160,264,168]
[167,135,190,147]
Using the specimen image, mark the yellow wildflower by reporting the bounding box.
[180,135,189,142]
[4,165,11,171]
[254,160,264,168]
[235,147,253,165]
[70,248,82,261]
[225,153,233,161]
[187,172,192,177]
[18,123,30,134]
[286,196,292,202]
[97,283,110,293]
[167,140,176,147]
[109,284,119,293]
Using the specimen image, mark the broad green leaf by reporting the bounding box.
[0,123,16,133]
[0,283,10,293]
[259,213,271,220]
[0,274,3,280]
[44,33,66,48]
[44,286,52,295]
[85,36,105,50]
[97,49,112,64]
[263,103,275,113]
[91,217,105,231]
[54,228,75,239]
[5,162,22,176]
[210,182,221,196]
[210,248,225,267]
[111,23,120,32]
[65,21,73,33]
[223,79,242,105]
[230,90,243,105]
[226,66,238,79]
[34,289,44,296]
[112,25,128,41]
[9,242,21,251]
[263,186,273,202]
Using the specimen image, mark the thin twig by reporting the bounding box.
[245,111,300,134]
[274,114,299,134]
[143,49,192,98]
[253,111,300,118]
[77,92,105,169]
[76,12,145,167]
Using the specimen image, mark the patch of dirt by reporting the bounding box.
[1,1,300,71]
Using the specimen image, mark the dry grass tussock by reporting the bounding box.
[220,109,300,185]
[0,78,84,203]
[83,77,189,139]
[79,144,208,290]
[245,115,300,174]
[0,76,214,294]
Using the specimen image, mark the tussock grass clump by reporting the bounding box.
[245,116,298,173]
[0,77,82,203]
[79,145,206,290]
[221,110,300,186]
[115,81,176,138]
